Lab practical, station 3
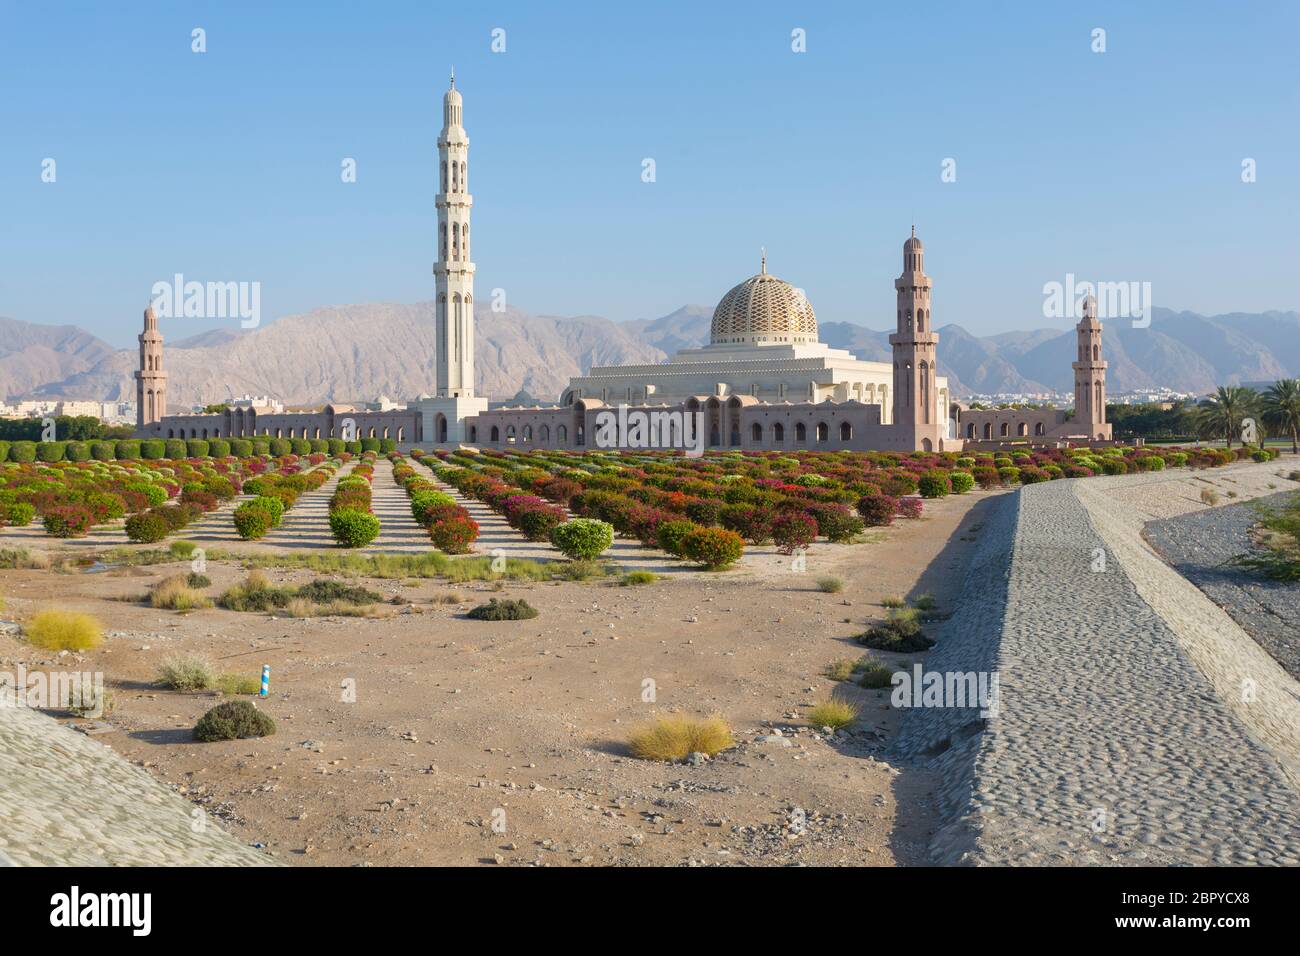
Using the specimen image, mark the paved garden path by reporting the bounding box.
[257,461,356,551]
[369,458,438,553]
[0,704,271,866]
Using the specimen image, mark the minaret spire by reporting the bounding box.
[889,227,940,439]
[434,71,474,398]
[134,301,167,432]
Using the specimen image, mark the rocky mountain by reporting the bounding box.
[2,304,1297,409]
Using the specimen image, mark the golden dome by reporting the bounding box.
[709,263,817,346]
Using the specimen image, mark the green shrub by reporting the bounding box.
[90,441,116,461]
[858,607,934,652]
[233,503,273,540]
[550,518,614,560]
[5,502,35,526]
[269,438,292,456]
[918,470,952,498]
[114,440,142,460]
[655,519,698,558]
[466,597,539,621]
[9,441,37,463]
[329,508,381,548]
[35,442,65,463]
[43,505,96,538]
[193,700,276,742]
[209,438,231,457]
[681,526,745,569]
[141,439,165,460]
[248,494,285,526]
[65,441,91,462]
[230,439,253,457]
[164,439,187,459]
[949,471,975,494]
[125,511,170,543]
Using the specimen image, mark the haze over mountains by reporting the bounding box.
[1,305,1297,410]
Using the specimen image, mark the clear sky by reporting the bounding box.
[2,0,1297,347]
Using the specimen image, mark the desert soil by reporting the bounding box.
[0,478,1004,867]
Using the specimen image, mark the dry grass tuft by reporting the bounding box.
[24,610,103,651]
[628,714,734,762]
[429,590,468,604]
[155,653,216,691]
[816,576,845,593]
[807,696,860,730]
[149,574,213,611]
[824,658,857,682]
[215,673,261,695]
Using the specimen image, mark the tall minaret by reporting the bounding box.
[1073,294,1109,436]
[889,227,939,429]
[134,303,167,431]
[434,71,475,398]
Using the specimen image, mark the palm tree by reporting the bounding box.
[1261,378,1300,454]
[1196,386,1258,449]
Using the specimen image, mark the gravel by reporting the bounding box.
[1144,491,1300,680]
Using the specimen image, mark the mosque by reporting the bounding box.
[134,76,1108,452]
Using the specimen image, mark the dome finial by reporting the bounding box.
[760,247,766,275]
[911,223,916,239]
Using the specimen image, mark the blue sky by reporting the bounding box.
[2,0,1297,346]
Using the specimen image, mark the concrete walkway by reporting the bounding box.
[898,459,1300,866]
[0,704,271,866]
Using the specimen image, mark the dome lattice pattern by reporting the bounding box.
[709,272,818,345]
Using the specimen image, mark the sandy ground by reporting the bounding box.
[0,484,1005,867]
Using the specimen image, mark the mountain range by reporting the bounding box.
[2,305,1297,410]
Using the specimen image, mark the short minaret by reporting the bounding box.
[1073,294,1111,438]
[134,303,167,431]
[435,70,475,398]
[889,227,939,430]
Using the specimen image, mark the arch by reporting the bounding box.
[540,424,550,443]
[490,425,500,442]
[468,425,477,443]
[815,421,829,442]
[966,422,976,439]
[522,424,532,443]
[839,421,852,441]
[506,425,516,443]
[436,414,448,444]
[751,422,763,442]
[397,426,405,442]
[795,422,807,443]
[1017,422,1028,437]
[166,428,174,439]
[557,424,567,443]
[772,422,785,443]
[1035,421,1045,436]
[1000,422,1010,437]
[921,438,933,452]
[1093,344,1099,361]
[984,422,993,439]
